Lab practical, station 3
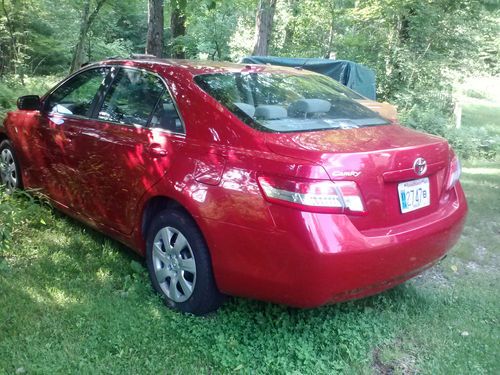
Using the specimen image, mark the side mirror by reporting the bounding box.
[17,95,41,110]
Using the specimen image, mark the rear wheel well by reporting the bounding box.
[0,133,8,143]
[141,196,193,242]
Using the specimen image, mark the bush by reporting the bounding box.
[394,86,498,160]
[398,105,498,160]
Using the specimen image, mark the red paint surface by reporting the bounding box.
[1,59,468,307]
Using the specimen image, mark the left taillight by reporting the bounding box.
[257,175,365,214]
[445,156,461,190]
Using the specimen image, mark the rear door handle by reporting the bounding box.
[149,143,168,157]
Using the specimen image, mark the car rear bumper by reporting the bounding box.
[201,183,468,307]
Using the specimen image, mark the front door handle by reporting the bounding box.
[149,143,168,157]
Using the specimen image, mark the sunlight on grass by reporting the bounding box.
[462,167,500,175]
[46,287,81,307]
[96,268,113,282]
[22,286,48,305]
[23,285,80,307]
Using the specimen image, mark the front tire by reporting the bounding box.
[146,209,225,315]
[0,140,22,193]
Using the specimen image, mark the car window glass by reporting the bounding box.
[98,68,164,126]
[195,73,389,133]
[149,90,184,133]
[46,68,110,117]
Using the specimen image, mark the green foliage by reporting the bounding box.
[185,1,239,60]
[0,162,499,373]
[0,0,147,76]
[397,93,500,160]
[0,75,59,118]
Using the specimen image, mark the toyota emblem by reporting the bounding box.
[413,157,427,176]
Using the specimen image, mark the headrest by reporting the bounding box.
[234,102,255,118]
[254,105,288,120]
[288,99,331,115]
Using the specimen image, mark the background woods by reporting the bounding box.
[0,0,499,157]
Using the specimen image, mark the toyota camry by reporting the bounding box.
[0,58,467,315]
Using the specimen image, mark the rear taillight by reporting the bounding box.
[445,156,461,190]
[257,175,365,214]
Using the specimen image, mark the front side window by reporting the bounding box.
[98,68,165,126]
[194,73,389,133]
[46,68,110,117]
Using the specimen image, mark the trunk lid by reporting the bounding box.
[265,124,451,230]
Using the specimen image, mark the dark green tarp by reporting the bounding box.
[241,56,377,100]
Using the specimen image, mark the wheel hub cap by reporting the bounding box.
[0,149,17,192]
[152,226,196,303]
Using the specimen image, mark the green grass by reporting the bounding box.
[462,99,500,139]
[0,160,498,374]
[456,92,500,160]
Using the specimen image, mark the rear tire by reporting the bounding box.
[146,209,225,315]
[0,140,22,193]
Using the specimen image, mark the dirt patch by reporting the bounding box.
[474,245,487,261]
[412,264,451,288]
[372,348,395,375]
[372,339,418,375]
[464,259,499,276]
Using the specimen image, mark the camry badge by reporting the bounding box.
[413,157,427,176]
[331,171,361,178]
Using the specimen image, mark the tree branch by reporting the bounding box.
[88,0,108,27]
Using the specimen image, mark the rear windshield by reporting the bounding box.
[194,72,389,133]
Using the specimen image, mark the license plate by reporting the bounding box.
[398,178,430,213]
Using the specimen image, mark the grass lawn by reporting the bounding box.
[0,160,498,374]
[461,96,500,141]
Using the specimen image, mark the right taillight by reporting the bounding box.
[445,156,461,190]
[257,174,365,214]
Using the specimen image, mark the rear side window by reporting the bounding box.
[46,68,110,117]
[149,90,184,133]
[98,68,164,126]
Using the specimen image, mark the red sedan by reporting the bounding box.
[0,59,467,315]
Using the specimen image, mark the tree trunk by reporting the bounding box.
[70,0,107,73]
[170,0,186,59]
[146,0,164,57]
[324,17,335,59]
[70,0,90,73]
[252,0,277,56]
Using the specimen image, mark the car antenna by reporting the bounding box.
[294,57,312,70]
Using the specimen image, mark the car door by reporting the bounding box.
[73,67,186,235]
[28,67,112,208]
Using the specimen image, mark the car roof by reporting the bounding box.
[93,57,314,77]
